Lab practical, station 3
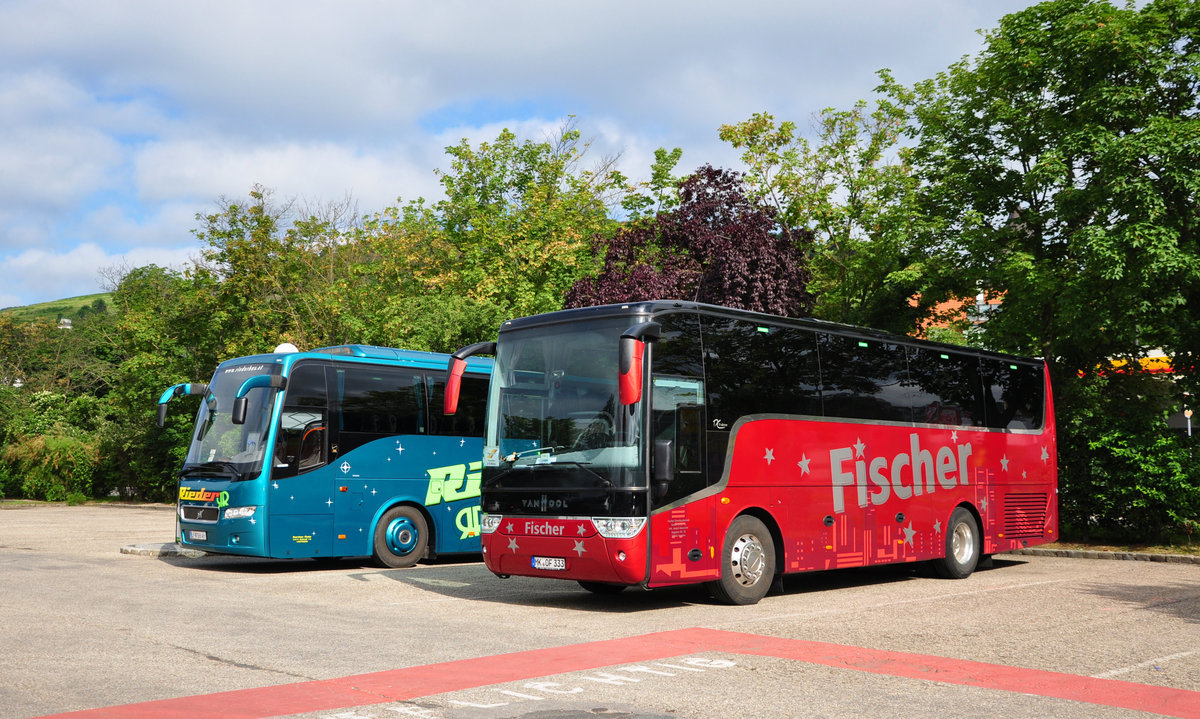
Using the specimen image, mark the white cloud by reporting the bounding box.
[0,242,196,309]
[0,0,1044,306]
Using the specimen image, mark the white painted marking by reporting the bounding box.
[1092,651,1197,679]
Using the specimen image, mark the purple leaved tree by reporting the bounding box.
[565,165,812,317]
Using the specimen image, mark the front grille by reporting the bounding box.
[1004,493,1047,538]
[180,504,219,523]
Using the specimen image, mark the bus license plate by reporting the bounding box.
[187,530,207,541]
[532,556,566,571]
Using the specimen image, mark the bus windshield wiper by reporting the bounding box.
[503,446,564,463]
[179,461,243,480]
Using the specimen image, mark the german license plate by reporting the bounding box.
[187,530,207,541]
[532,556,566,571]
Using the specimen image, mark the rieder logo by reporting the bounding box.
[178,487,229,508]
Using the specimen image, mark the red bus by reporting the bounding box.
[446,301,1057,604]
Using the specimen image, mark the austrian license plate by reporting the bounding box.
[187,530,207,541]
[531,556,566,571]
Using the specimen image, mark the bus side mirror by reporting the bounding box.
[232,397,249,425]
[653,439,674,498]
[619,337,645,405]
[155,382,209,428]
[618,322,661,406]
[231,375,286,426]
[444,341,496,415]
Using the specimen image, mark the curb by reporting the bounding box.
[120,543,209,558]
[1002,548,1200,565]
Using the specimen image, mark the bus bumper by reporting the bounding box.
[482,517,647,585]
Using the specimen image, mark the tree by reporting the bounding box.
[886,0,1200,539]
[719,97,931,333]
[565,165,813,317]
[427,121,626,320]
[887,0,1200,378]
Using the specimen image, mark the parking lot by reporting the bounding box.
[1,504,1197,719]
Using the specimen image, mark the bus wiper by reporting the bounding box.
[179,462,243,480]
[503,446,564,463]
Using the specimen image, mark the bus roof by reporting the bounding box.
[218,344,493,374]
[496,300,1043,366]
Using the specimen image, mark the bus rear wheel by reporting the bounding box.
[710,515,775,605]
[932,507,980,579]
[373,505,428,569]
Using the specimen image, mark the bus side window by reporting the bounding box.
[429,373,488,436]
[905,348,986,427]
[273,362,328,479]
[819,334,912,423]
[336,366,424,455]
[982,360,1044,430]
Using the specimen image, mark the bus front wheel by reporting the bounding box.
[932,507,980,579]
[373,506,428,568]
[710,515,775,605]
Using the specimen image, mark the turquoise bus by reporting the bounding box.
[158,344,491,567]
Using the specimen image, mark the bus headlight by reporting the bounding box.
[224,506,257,520]
[591,517,646,539]
[481,514,502,534]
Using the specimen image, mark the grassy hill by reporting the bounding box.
[0,293,113,323]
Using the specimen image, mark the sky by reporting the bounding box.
[0,0,1043,310]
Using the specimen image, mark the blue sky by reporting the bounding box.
[0,0,1041,309]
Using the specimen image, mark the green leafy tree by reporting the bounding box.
[887,0,1200,376]
[885,0,1200,539]
[719,97,931,333]
[428,121,626,319]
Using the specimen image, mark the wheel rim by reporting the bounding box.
[950,520,975,565]
[385,516,418,556]
[729,533,766,587]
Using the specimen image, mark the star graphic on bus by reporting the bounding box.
[1041,446,1050,462]
[853,438,866,458]
[902,522,917,545]
[764,448,775,465]
[933,519,942,533]
[573,540,586,556]
[797,454,811,474]
[950,430,959,443]
[1001,455,1009,471]
[507,538,519,552]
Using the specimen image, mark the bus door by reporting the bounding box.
[647,312,718,586]
[268,361,334,557]
[327,364,426,551]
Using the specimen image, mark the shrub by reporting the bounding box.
[2,433,99,501]
[1058,374,1200,543]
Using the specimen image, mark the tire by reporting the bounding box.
[373,505,429,568]
[932,507,980,579]
[578,581,627,595]
[709,515,776,605]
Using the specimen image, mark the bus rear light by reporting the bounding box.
[481,514,502,534]
[592,517,646,539]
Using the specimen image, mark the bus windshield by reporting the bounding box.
[181,363,279,481]
[485,317,644,489]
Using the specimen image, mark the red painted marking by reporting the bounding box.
[35,628,1200,719]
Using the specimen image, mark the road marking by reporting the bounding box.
[33,628,1200,719]
[1093,651,1198,679]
